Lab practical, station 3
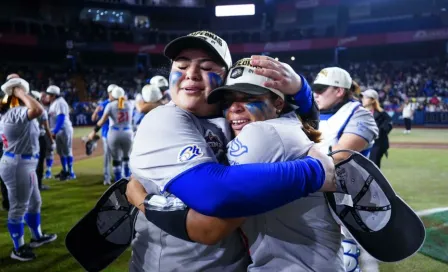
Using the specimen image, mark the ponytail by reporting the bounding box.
[296,113,321,144]
[350,80,361,100]
[10,96,19,108]
[118,96,125,109]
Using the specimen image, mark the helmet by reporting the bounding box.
[107,84,118,93]
[141,84,163,103]
[111,86,125,99]
[46,85,60,96]
[150,76,169,90]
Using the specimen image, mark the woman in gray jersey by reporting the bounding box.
[312,67,379,272]
[159,58,345,272]
[88,86,133,182]
[0,76,57,261]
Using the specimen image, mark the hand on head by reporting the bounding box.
[250,55,302,96]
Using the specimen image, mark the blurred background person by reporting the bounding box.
[362,89,393,168]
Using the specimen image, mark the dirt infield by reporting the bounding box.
[53,138,104,166]
[391,143,448,149]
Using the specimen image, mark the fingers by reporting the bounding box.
[254,67,283,81]
[251,55,282,66]
[250,58,280,71]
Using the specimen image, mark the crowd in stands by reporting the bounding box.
[2,57,448,117]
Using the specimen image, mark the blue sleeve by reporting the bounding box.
[52,114,65,134]
[293,75,313,116]
[166,157,325,218]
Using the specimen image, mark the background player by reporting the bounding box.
[46,85,76,181]
[91,84,117,185]
[30,91,53,190]
[312,67,379,272]
[0,75,57,261]
[88,86,133,182]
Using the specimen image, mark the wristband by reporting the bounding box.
[93,125,101,133]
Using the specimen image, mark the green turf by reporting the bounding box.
[389,128,448,144]
[72,127,93,139]
[0,128,447,271]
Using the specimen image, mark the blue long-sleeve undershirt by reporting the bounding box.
[52,114,65,134]
[165,157,325,218]
[293,75,313,116]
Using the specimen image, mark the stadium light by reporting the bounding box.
[291,56,295,61]
[215,4,255,17]
[275,57,279,61]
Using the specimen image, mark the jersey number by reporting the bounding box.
[117,111,129,123]
[1,134,8,148]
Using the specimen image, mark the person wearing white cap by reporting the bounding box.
[361,89,393,168]
[91,84,117,185]
[89,86,133,183]
[30,91,53,191]
[125,31,332,272]
[139,58,342,272]
[46,84,75,181]
[132,84,165,130]
[312,67,379,272]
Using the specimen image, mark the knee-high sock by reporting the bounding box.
[113,160,122,182]
[7,218,25,249]
[24,213,42,240]
[67,156,74,174]
[123,160,131,178]
[46,157,53,172]
[60,156,67,172]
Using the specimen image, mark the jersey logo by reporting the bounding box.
[204,130,224,154]
[178,144,203,163]
[229,138,248,157]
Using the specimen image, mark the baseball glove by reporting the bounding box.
[85,135,100,156]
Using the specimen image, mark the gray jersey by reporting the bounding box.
[103,100,133,129]
[130,103,249,272]
[38,110,48,136]
[1,107,40,155]
[227,112,345,272]
[48,97,72,130]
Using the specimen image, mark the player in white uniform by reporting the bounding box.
[46,85,75,181]
[89,87,133,182]
[134,58,344,272]
[312,67,379,272]
[125,31,335,272]
[91,84,116,185]
[0,76,57,261]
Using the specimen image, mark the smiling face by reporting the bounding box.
[169,48,226,117]
[222,91,283,136]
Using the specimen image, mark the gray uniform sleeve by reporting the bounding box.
[41,110,48,121]
[130,106,218,192]
[343,107,379,143]
[103,103,111,117]
[227,123,284,165]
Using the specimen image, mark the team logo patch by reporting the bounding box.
[204,130,223,154]
[229,138,248,157]
[178,144,203,162]
[230,67,244,79]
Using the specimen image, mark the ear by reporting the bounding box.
[335,87,346,98]
[274,97,285,114]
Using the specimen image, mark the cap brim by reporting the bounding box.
[164,36,225,67]
[325,153,425,262]
[207,83,271,104]
[65,179,138,271]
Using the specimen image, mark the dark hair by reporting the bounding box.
[269,93,321,143]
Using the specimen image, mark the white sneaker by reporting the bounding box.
[103,180,111,186]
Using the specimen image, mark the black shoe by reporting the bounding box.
[11,244,36,261]
[59,171,69,181]
[30,233,57,248]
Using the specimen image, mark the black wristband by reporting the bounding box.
[93,125,101,133]
[143,195,192,242]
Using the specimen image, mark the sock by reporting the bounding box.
[67,156,74,174]
[60,156,67,172]
[113,166,122,182]
[123,161,131,177]
[46,158,53,173]
[24,213,42,240]
[7,219,25,250]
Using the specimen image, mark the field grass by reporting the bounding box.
[388,128,448,144]
[0,128,447,272]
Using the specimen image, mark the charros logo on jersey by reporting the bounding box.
[178,144,203,162]
[229,138,248,157]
